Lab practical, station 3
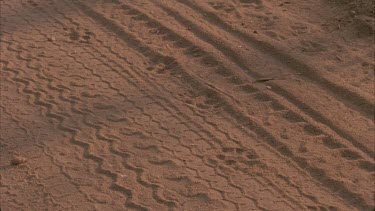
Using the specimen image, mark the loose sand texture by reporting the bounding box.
[1,0,374,210]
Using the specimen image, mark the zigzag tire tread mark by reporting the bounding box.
[118,0,374,161]
[64,1,372,210]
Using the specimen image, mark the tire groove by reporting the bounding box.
[1,57,150,211]
[175,0,374,119]
[65,2,371,209]
[16,10,180,207]
[94,2,373,207]
[2,11,210,209]
[41,2,292,208]
[111,1,375,182]
[0,105,81,209]
[139,0,374,159]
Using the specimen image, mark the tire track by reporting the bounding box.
[92,47,306,210]
[61,1,372,209]
[46,12,258,209]
[39,1,324,209]
[0,100,98,210]
[0,4,358,211]
[174,0,374,119]
[92,0,374,205]
[133,0,374,160]
[3,0,369,210]
[0,106,62,210]
[1,30,153,210]
[2,61,151,211]
[114,0,374,172]
[55,2,356,210]
[7,4,185,208]
[55,5,338,210]
[28,11,240,210]
[3,8,239,209]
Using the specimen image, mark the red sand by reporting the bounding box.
[1,0,374,210]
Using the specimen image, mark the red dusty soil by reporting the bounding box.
[1,0,374,210]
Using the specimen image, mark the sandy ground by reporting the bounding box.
[1,0,374,210]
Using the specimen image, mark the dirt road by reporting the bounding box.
[1,0,374,210]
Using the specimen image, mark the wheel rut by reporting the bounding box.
[1,0,374,210]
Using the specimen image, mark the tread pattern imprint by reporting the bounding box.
[1,0,374,211]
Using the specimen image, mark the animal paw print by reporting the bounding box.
[146,63,167,75]
[215,147,261,172]
[67,28,94,43]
